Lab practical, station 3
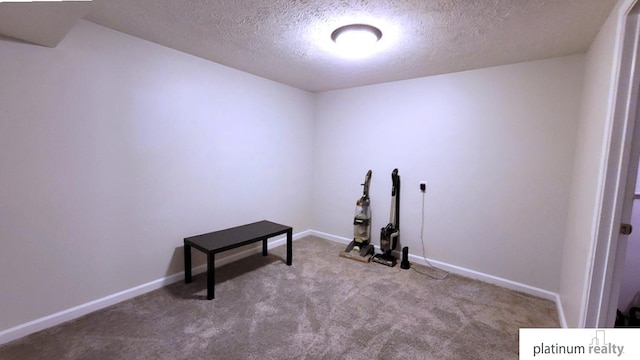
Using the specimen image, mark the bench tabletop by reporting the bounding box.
[184,220,291,253]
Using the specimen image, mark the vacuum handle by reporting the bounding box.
[362,170,372,197]
[391,168,399,196]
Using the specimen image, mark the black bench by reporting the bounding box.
[183,220,293,299]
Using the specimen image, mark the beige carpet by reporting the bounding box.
[0,236,558,359]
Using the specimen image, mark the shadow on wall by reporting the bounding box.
[165,242,278,278]
[166,246,184,276]
[165,245,203,277]
[622,290,640,315]
[616,291,640,327]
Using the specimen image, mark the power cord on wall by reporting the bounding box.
[412,190,449,280]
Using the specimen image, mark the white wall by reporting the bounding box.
[313,55,584,292]
[0,7,622,337]
[0,20,315,332]
[558,1,624,328]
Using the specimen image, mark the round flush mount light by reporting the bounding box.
[331,24,383,44]
[330,24,382,58]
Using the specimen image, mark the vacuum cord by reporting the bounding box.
[412,191,449,280]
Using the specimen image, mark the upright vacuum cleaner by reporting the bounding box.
[340,170,375,263]
[373,168,400,267]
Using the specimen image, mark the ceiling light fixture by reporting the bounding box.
[331,24,382,58]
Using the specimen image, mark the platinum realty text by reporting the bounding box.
[533,342,624,357]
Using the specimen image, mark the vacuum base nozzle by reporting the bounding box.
[339,250,372,263]
[372,253,396,267]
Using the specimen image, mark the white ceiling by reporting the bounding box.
[1,0,618,92]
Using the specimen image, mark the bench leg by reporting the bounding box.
[184,243,192,283]
[262,238,268,256]
[207,252,215,300]
[286,229,292,266]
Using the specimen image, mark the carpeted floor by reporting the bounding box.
[0,236,559,359]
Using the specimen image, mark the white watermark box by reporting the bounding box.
[520,328,640,359]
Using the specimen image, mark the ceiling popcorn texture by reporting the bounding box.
[82,0,617,92]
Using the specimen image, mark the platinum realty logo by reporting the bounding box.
[520,329,640,359]
[533,330,623,356]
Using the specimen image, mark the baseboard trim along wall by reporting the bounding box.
[0,228,565,345]
[309,230,568,328]
[0,230,312,346]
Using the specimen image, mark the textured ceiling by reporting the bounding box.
[83,0,618,92]
[9,0,620,92]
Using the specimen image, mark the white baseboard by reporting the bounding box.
[307,230,352,245]
[555,294,568,328]
[0,266,205,346]
[308,230,567,327]
[0,230,310,346]
[1,228,565,345]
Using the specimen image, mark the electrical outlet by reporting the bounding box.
[419,181,426,192]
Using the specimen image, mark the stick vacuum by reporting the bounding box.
[373,168,400,267]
